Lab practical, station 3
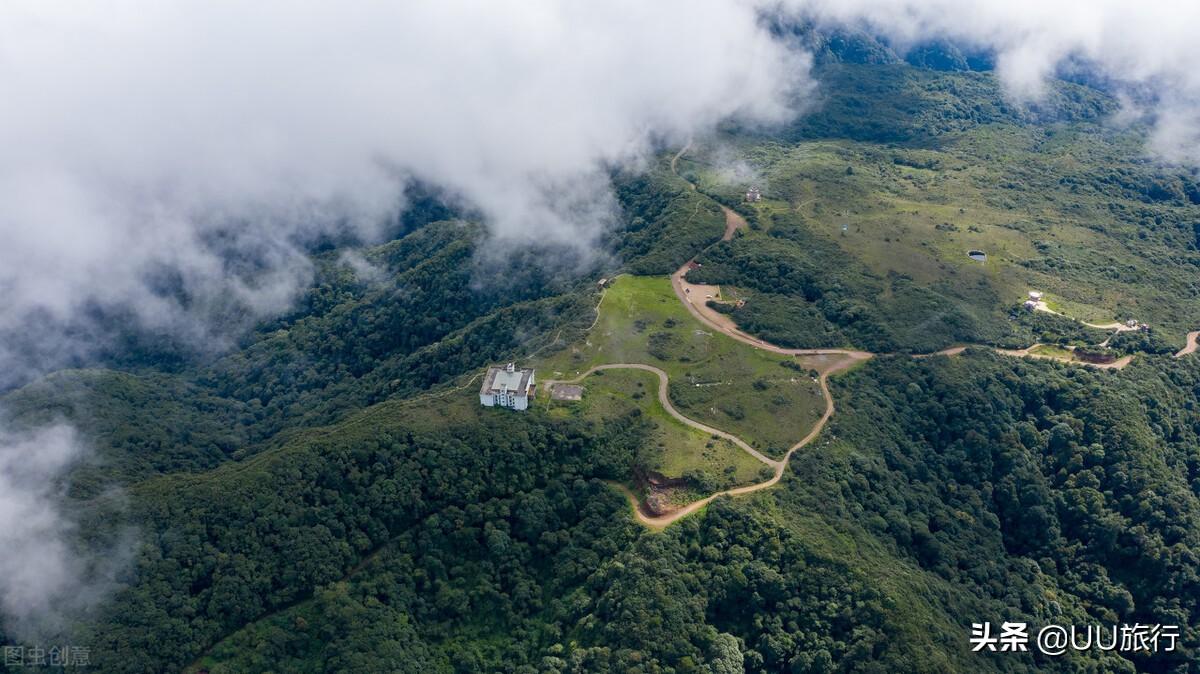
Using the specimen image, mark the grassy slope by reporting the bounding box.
[546,368,767,489]
[535,275,826,457]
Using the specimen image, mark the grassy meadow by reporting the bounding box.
[534,275,826,457]
[543,368,769,490]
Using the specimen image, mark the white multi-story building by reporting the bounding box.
[479,363,536,410]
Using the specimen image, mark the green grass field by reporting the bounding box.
[544,368,767,489]
[535,275,825,457]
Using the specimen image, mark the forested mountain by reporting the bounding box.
[4,54,1200,674]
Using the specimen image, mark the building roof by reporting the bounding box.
[481,364,534,396]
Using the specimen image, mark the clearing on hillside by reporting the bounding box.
[535,275,825,457]
[543,368,767,498]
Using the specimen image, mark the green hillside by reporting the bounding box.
[686,67,1200,354]
[4,60,1200,673]
[545,368,769,497]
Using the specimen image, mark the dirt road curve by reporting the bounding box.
[555,357,854,529]
[720,206,746,241]
[1083,321,1131,331]
[1033,303,1135,333]
[543,363,781,469]
[672,262,874,361]
[678,261,1139,370]
[669,140,746,242]
[1177,331,1200,358]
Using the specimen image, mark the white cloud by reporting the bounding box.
[3,3,1200,388]
[0,422,123,638]
[777,0,1200,145]
[0,1,806,381]
[6,0,1199,386]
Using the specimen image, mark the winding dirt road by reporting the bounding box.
[676,258,1146,370]
[635,356,853,528]
[618,265,1142,527]
[720,206,746,241]
[672,263,874,361]
[545,255,870,528]
[583,143,1200,528]
[1176,331,1200,358]
[546,357,854,529]
[543,363,781,469]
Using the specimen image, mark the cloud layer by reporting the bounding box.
[3,2,1200,382]
[780,0,1200,157]
[5,1,1200,385]
[0,423,123,639]
[0,1,805,381]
